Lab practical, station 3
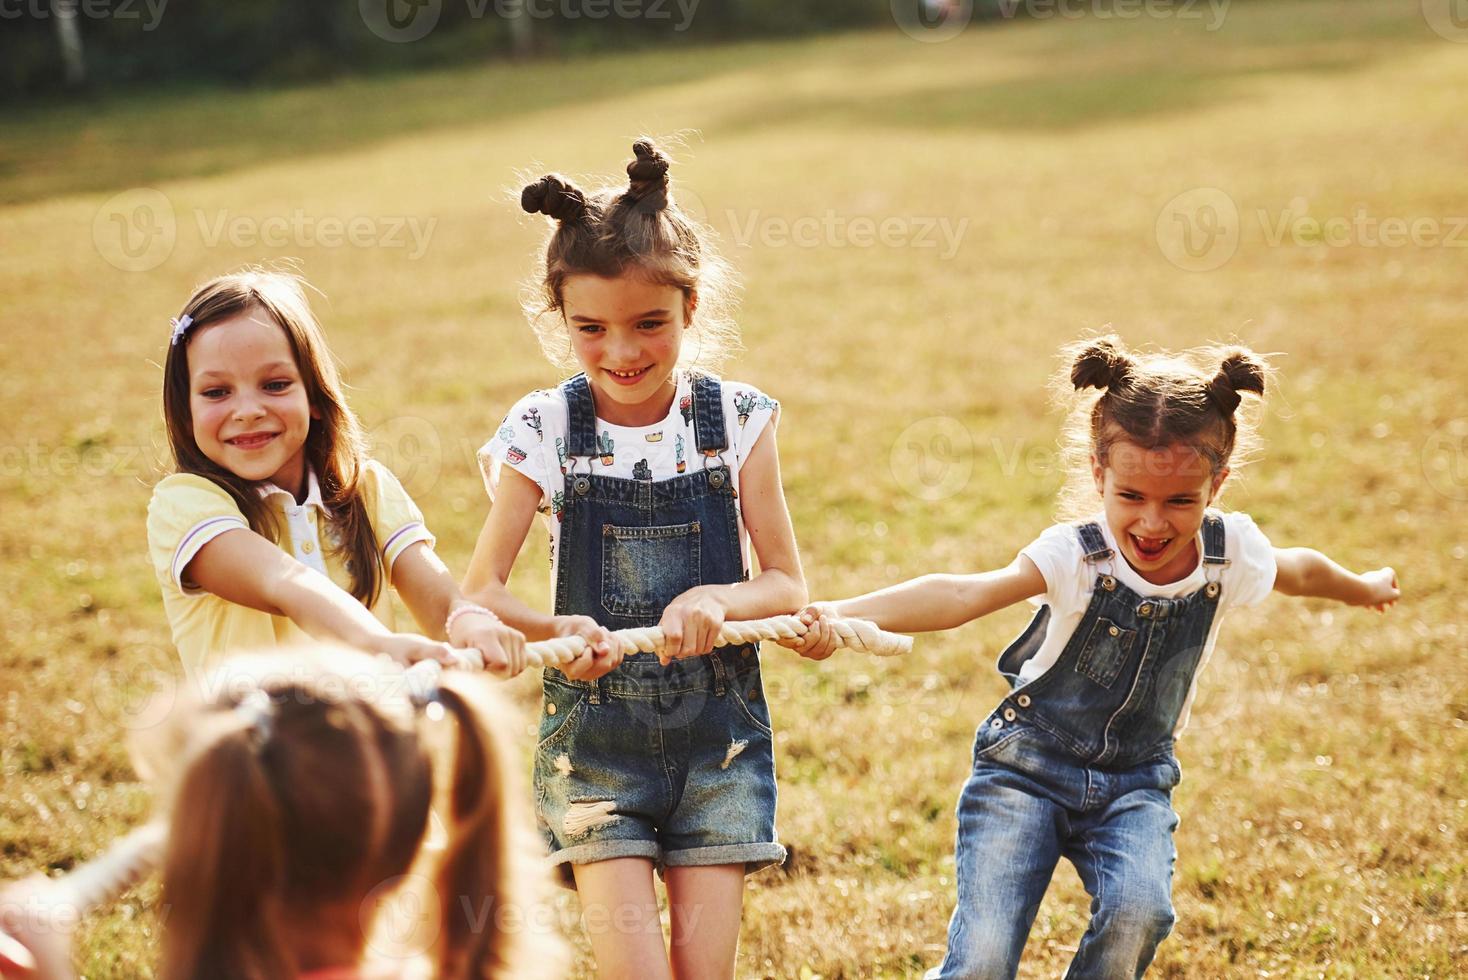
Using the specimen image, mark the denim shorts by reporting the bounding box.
[532,645,786,888]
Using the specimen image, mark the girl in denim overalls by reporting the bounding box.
[464,142,809,978]
[789,336,1399,979]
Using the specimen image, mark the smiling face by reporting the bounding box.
[187,308,315,496]
[1093,440,1226,585]
[563,272,693,427]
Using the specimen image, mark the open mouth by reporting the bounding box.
[1129,533,1173,561]
[605,366,652,386]
[227,432,279,450]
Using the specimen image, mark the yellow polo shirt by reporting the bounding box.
[147,460,434,673]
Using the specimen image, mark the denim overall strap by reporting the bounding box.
[1076,521,1113,563]
[561,373,599,459]
[690,373,728,455]
[996,523,1115,685]
[990,519,1228,768]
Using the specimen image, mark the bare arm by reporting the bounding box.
[184,529,456,664]
[1272,547,1398,610]
[833,555,1046,634]
[391,541,529,675]
[460,466,618,678]
[660,423,809,660]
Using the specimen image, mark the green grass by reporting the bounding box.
[3,0,1466,976]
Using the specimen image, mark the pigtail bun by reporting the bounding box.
[1206,347,1267,415]
[623,139,671,212]
[1070,335,1134,391]
[521,175,588,223]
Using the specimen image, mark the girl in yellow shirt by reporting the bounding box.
[147,270,525,677]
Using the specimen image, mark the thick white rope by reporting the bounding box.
[476,612,906,667]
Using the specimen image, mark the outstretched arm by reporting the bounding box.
[785,555,1047,659]
[1272,547,1398,611]
[185,530,458,666]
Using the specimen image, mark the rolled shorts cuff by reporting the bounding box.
[547,839,660,889]
[662,842,787,876]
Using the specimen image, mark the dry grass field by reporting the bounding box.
[1,0,1465,975]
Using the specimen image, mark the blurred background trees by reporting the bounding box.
[3,0,1018,101]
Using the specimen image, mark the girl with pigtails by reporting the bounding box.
[786,336,1400,979]
[463,141,810,977]
[0,646,563,979]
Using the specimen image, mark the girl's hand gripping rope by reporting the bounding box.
[658,587,728,664]
[553,615,622,680]
[778,603,843,661]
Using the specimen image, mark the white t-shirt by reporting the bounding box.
[478,372,779,586]
[1017,509,1277,736]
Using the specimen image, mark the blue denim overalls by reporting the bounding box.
[532,373,785,885]
[929,516,1229,980]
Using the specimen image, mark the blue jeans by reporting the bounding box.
[927,723,1180,980]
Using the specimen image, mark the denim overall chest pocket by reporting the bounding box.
[601,521,702,619]
[1073,616,1138,689]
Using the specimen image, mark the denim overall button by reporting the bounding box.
[1101,575,1117,591]
[1003,708,1016,721]
[1205,582,1221,598]
[1016,694,1031,708]
[709,469,726,489]
[1139,603,1153,616]
[990,718,1003,730]
[546,702,557,715]
[573,476,591,495]
[1108,625,1120,637]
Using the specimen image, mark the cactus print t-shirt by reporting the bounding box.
[478,372,779,585]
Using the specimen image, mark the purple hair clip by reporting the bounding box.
[169,314,193,346]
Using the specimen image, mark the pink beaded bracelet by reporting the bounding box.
[445,603,500,640]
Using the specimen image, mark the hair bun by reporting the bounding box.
[521,174,588,223]
[1070,336,1134,392]
[1206,348,1266,415]
[623,140,671,212]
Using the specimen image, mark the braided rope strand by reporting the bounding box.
[443,612,910,671]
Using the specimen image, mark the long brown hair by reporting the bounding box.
[161,270,383,605]
[519,139,741,374]
[143,648,562,980]
[1055,334,1271,519]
